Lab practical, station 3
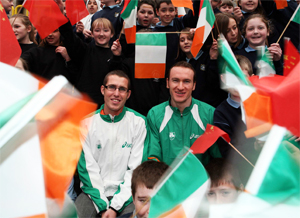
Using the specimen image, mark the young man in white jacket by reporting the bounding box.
[76,70,148,218]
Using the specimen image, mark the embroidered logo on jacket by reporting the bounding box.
[169,132,176,141]
[122,142,132,148]
[190,134,200,140]
[97,144,101,149]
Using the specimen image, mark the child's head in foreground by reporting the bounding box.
[131,161,169,218]
[205,158,244,204]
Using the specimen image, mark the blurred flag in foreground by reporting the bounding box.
[149,148,209,218]
[209,125,300,218]
[65,0,89,25]
[121,0,138,44]
[0,62,97,217]
[283,38,300,77]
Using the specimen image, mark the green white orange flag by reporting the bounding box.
[0,63,97,217]
[218,35,252,89]
[148,148,209,218]
[291,3,300,24]
[191,0,215,57]
[121,0,138,44]
[255,46,276,78]
[135,33,166,78]
[177,7,186,18]
[246,125,300,205]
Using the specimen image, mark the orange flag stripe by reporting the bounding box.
[135,63,165,78]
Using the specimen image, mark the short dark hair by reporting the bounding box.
[156,0,173,10]
[205,158,243,190]
[103,70,131,90]
[138,0,156,12]
[168,61,196,83]
[131,161,168,198]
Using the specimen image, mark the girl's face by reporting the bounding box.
[226,18,238,45]
[46,29,61,46]
[245,17,268,48]
[92,24,113,47]
[88,0,98,14]
[10,18,31,43]
[239,0,258,13]
[179,33,193,54]
[219,5,234,14]
[137,4,155,28]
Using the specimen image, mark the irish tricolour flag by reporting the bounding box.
[135,33,167,78]
[191,0,215,57]
[121,0,138,44]
[148,148,209,218]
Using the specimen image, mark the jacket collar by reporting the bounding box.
[98,104,126,123]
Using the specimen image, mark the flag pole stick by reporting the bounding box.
[118,23,125,41]
[130,197,151,218]
[11,6,24,26]
[214,20,220,36]
[228,141,255,168]
[211,29,215,40]
[276,19,292,44]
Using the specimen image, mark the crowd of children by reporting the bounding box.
[4,0,300,217]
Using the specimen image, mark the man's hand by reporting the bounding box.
[102,209,117,218]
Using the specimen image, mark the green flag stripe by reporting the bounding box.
[136,33,167,46]
[149,152,208,218]
[203,0,215,27]
[291,4,300,24]
[121,0,137,19]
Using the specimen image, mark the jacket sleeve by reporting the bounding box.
[77,120,109,213]
[110,118,147,213]
[146,109,162,162]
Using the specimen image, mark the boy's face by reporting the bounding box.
[206,182,240,204]
[156,3,176,26]
[133,185,153,218]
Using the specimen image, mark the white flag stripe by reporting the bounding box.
[0,62,39,113]
[135,45,166,64]
[246,125,287,194]
[182,180,210,218]
[124,7,137,28]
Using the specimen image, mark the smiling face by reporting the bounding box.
[133,185,153,218]
[245,17,268,48]
[156,2,176,26]
[179,33,193,55]
[92,23,113,47]
[137,4,155,28]
[167,66,195,111]
[226,18,238,45]
[87,0,98,14]
[46,29,60,46]
[101,75,131,116]
[239,0,258,13]
[10,17,31,44]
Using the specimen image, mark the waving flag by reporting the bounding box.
[177,7,186,18]
[0,3,21,66]
[190,124,230,154]
[274,0,288,10]
[171,0,193,13]
[120,0,137,44]
[283,38,300,77]
[65,0,89,25]
[135,33,166,78]
[149,148,209,218]
[291,3,300,24]
[0,63,97,217]
[255,46,276,78]
[23,0,68,39]
[191,0,214,57]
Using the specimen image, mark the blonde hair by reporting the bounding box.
[236,55,253,76]
[91,18,115,36]
[11,14,37,45]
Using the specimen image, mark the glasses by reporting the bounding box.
[104,85,128,93]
